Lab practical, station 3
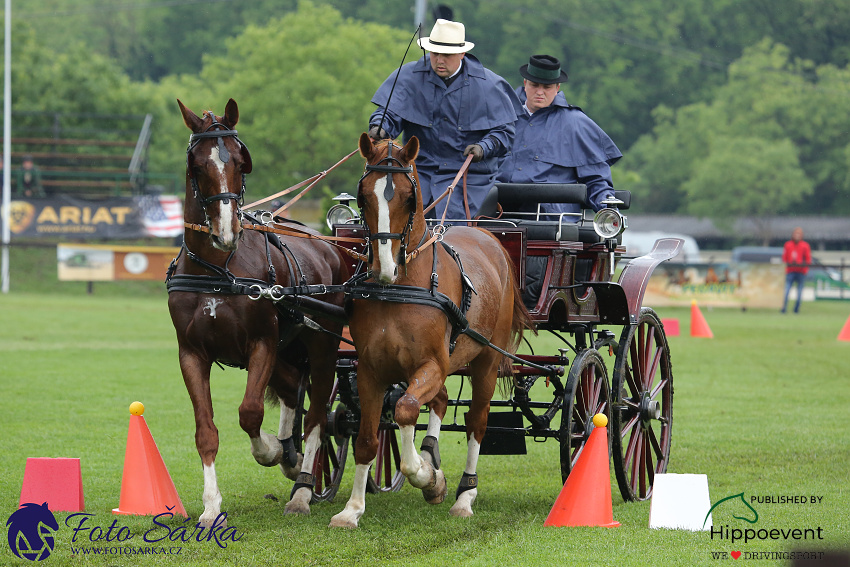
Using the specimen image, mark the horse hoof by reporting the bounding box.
[197,515,228,529]
[283,500,311,516]
[449,489,477,517]
[329,515,358,529]
[449,504,474,518]
[422,469,447,505]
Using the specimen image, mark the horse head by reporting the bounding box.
[357,132,423,284]
[178,98,253,252]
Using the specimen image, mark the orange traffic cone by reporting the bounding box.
[690,300,714,338]
[838,314,850,342]
[113,402,187,518]
[544,414,620,527]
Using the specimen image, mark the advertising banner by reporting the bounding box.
[2,195,183,239]
[57,244,181,281]
[644,262,785,309]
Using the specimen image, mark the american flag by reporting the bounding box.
[139,195,183,237]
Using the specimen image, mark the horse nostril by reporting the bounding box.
[393,266,398,277]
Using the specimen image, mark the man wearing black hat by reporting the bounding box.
[497,55,621,218]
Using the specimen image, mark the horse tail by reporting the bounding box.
[498,246,536,383]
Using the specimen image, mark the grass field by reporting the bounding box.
[1,286,849,566]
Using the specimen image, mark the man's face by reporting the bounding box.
[429,52,465,78]
[524,80,560,113]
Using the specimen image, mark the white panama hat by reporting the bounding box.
[417,19,474,54]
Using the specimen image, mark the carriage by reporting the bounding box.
[169,100,681,526]
[305,180,682,506]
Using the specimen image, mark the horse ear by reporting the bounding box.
[359,132,376,160]
[178,99,203,132]
[223,98,239,128]
[400,135,419,163]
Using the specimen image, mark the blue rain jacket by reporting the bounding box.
[370,54,520,220]
[497,87,622,219]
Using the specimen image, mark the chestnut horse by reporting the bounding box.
[330,134,533,528]
[168,99,348,524]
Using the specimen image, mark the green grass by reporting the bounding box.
[1,290,849,566]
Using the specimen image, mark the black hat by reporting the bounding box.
[519,55,568,84]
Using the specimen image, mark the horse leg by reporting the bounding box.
[285,332,337,515]
[252,355,303,479]
[238,341,278,510]
[450,356,500,518]
[329,374,383,529]
[396,363,448,504]
[180,351,223,527]
[420,386,448,470]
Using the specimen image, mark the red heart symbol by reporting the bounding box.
[731,551,742,559]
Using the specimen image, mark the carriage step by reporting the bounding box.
[478,412,527,455]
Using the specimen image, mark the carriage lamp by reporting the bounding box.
[593,201,627,275]
[326,192,359,229]
[593,207,627,239]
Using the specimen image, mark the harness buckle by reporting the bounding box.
[248,284,264,300]
[269,285,285,302]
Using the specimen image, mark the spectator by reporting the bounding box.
[368,19,519,220]
[781,227,811,313]
[15,155,44,198]
[497,54,622,219]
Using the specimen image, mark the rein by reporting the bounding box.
[242,149,360,216]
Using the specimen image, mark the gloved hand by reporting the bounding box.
[368,125,388,140]
[463,144,484,162]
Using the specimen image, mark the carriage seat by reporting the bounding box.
[476,183,631,243]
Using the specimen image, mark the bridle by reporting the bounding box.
[358,140,421,267]
[186,113,252,223]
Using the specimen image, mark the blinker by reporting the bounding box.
[217,136,230,163]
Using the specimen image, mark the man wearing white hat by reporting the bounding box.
[368,19,520,220]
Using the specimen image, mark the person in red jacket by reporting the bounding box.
[781,227,811,313]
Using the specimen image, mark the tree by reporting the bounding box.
[622,40,850,217]
[151,2,417,201]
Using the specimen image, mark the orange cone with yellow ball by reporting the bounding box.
[113,401,187,518]
[544,413,620,527]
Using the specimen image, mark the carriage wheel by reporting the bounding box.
[365,427,405,493]
[559,348,611,484]
[611,307,673,502]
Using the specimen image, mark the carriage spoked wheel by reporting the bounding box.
[611,307,673,502]
[559,348,611,484]
[294,379,349,503]
[365,427,405,493]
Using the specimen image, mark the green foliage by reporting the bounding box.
[623,40,850,218]
[156,2,413,200]
[7,0,850,217]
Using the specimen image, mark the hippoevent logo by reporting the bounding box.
[6,503,59,561]
[705,492,825,561]
[7,503,243,561]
